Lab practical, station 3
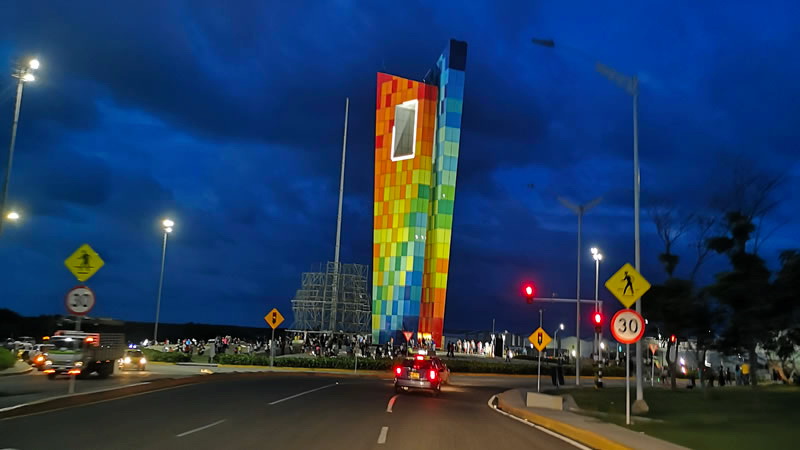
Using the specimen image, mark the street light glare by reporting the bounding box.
[22,73,35,82]
[162,219,175,228]
[559,323,565,330]
[590,247,598,255]
[165,227,173,233]
[29,59,40,70]
[6,211,20,221]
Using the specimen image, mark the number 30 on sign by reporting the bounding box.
[610,309,646,344]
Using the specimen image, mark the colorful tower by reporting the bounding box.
[372,40,467,347]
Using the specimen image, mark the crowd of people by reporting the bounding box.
[449,339,495,357]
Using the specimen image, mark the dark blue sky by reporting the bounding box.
[0,1,797,335]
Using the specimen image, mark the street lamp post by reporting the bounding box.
[532,38,646,411]
[0,59,39,236]
[558,196,601,385]
[153,219,174,343]
[591,248,603,360]
[553,323,565,358]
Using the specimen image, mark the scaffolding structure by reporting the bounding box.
[290,261,371,333]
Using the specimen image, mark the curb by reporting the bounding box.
[495,394,632,450]
[175,362,219,367]
[0,366,34,377]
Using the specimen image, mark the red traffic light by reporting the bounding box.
[522,284,535,304]
[593,312,603,333]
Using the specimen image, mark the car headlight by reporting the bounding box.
[75,361,83,367]
[124,357,131,364]
[139,358,147,365]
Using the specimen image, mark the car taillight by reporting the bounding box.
[429,369,437,380]
[43,369,55,374]
[68,369,81,375]
[395,367,402,376]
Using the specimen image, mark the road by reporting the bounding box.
[0,363,271,410]
[1,374,577,450]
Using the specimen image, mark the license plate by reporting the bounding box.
[410,372,419,380]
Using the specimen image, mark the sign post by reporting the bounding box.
[64,244,104,331]
[65,286,95,331]
[610,308,646,425]
[529,314,552,393]
[264,308,285,367]
[606,263,650,424]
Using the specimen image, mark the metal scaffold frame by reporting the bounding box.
[290,261,371,334]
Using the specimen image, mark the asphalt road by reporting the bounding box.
[0,363,254,409]
[1,360,657,412]
[1,374,576,450]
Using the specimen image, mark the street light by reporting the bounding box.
[5,211,19,221]
[558,195,601,386]
[0,57,39,236]
[153,218,175,343]
[553,323,565,357]
[591,247,603,360]
[532,37,646,410]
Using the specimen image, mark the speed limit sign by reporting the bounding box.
[65,286,96,316]
[610,309,645,344]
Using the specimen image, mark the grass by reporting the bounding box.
[565,385,800,450]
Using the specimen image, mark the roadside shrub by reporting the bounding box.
[142,348,191,363]
[0,348,16,370]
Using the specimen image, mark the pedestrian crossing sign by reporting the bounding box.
[64,244,105,282]
[605,263,650,308]
[528,327,552,353]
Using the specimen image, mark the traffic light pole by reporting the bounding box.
[537,309,543,393]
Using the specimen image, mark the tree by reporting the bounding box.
[688,215,717,283]
[711,161,785,255]
[763,251,800,379]
[706,212,776,387]
[649,204,693,277]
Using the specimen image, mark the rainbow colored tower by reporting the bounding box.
[372,40,467,347]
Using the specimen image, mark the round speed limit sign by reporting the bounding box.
[610,309,646,344]
[65,286,96,316]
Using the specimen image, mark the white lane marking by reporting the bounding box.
[377,426,389,444]
[386,394,399,413]
[176,419,226,437]
[487,395,591,450]
[267,382,338,406]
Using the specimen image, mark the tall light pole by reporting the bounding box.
[0,58,39,236]
[591,247,603,360]
[558,195,601,385]
[533,38,646,410]
[553,323,565,357]
[153,218,174,343]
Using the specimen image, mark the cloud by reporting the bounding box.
[0,0,797,333]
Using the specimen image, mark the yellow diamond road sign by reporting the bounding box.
[605,263,651,308]
[528,327,552,352]
[264,308,285,329]
[64,244,105,282]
